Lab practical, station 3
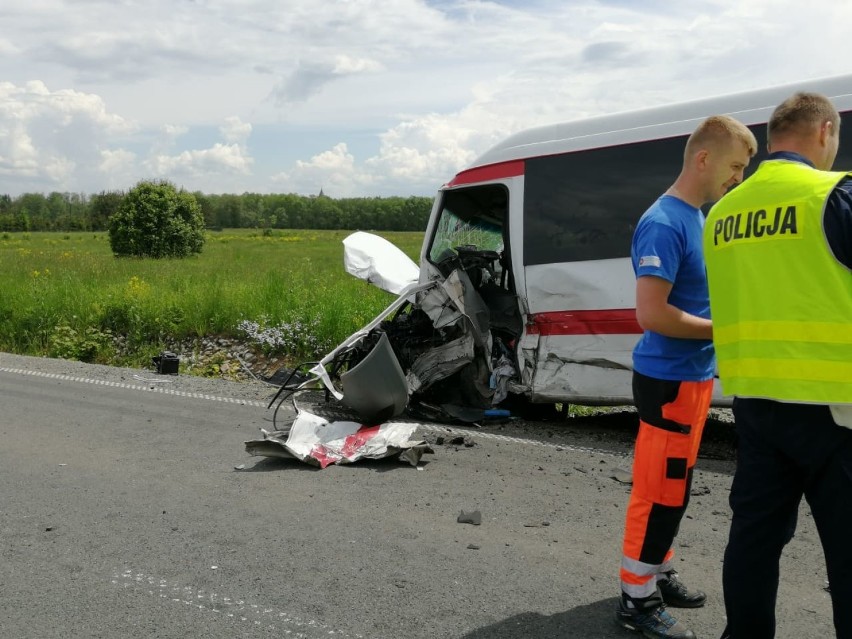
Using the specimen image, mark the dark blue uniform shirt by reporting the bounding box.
[768,151,852,269]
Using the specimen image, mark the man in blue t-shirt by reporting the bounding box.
[616,116,757,639]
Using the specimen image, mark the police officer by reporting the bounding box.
[704,92,852,638]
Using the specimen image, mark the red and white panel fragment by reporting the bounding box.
[245,409,432,468]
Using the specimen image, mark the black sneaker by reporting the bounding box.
[657,570,706,608]
[615,597,697,639]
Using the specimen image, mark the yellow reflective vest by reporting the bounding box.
[704,159,852,404]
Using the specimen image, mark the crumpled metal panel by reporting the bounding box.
[245,409,433,468]
[406,331,475,394]
[419,280,463,329]
[340,332,409,424]
[309,280,438,400]
[528,334,636,404]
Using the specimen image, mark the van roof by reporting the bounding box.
[468,73,852,171]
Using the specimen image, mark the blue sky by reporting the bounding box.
[1,0,850,198]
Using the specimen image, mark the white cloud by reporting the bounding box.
[99,148,135,174]
[272,54,385,104]
[96,148,137,193]
[146,143,254,179]
[0,80,135,189]
[0,38,20,55]
[1,1,852,196]
[365,112,486,189]
[147,124,189,156]
[220,116,252,144]
[296,144,354,172]
[43,155,75,182]
[0,124,39,177]
[332,55,384,75]
[273,143,371,196]
[0,80,132,133]
[143,116,255,187]
[162,124,188,138]
[329,0,852,195]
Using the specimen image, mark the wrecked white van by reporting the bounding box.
[304,74,852,423]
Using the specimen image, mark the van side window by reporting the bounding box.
[523,136,688,265]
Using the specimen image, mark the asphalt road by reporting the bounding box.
[0,352,836,638]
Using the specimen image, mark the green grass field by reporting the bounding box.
[0,229,424,368]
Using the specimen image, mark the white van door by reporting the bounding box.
[517,136,688,404]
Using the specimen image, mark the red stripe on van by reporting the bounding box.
[528,309,642,336]
[447,160,525,186]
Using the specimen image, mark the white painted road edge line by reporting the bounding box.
[0,366,267,407]
[414,422,629,458]
[0,366,628,458]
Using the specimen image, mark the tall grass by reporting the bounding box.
[0,229,424,366]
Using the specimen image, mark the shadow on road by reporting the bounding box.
[235,457,320,472]
[235,455,431,474]
[442,407,738,464]
[460,597,629,639]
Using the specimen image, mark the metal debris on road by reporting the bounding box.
[457,510,482,525]
[244,406,433,469]
[610,466,633,484]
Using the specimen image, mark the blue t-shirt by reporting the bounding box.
[631,195,715,381]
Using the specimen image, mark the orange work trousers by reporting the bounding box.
[620,371,714,601]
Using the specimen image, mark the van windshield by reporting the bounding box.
[428,185,506,264]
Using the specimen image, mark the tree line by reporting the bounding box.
[0,190,434,232]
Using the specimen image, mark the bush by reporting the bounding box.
[49,324,113,362]
[108,180,205,258]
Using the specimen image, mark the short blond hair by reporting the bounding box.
[768,91,840,142]
[684,115,758,161]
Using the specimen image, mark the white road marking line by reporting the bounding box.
[413,422,628,458]
[0,366,627,457]
[0,367,267,407]
[112,569,366,638]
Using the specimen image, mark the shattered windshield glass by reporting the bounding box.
[428,186,506,264]
[429,211,503,262]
